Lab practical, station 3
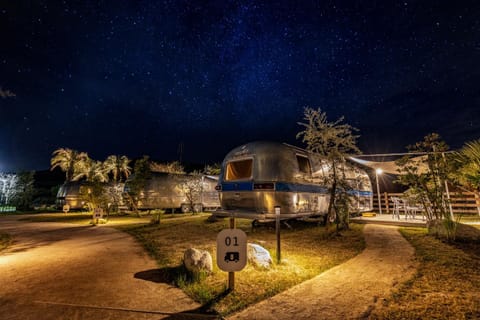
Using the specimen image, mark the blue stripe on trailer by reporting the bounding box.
[275,182,328,194]
[347,190,373,196]
[221,182,253,191]
[221,181,371,196]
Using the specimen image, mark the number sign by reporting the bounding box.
[216,229,247,272]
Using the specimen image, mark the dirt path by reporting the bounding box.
[0,215,201,320]
[228,224,417,320]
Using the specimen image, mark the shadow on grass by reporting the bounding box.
[135,267,230,319]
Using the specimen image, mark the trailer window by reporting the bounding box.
[297,155,311,174]
[225,159,253,181]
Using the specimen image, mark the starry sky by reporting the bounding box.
[1,1,480,172]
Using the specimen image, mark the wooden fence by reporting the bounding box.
[373,192,480,215]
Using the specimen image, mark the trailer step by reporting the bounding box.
[362,212,377,217]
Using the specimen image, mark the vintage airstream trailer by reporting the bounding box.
[214,141,373,220]
[56,182,85,210]
[124,172,220,212]
[56,181,125,211]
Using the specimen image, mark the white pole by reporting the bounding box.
[375,168,383,215]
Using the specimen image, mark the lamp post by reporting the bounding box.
[375,168,383,215]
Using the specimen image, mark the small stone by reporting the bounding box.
[247,243,273,269]
[183,248,213,274]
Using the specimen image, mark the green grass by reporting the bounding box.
[18,212,207,225]
[370,226,480,319]
[121,217,365,316]
[0,232,11,251]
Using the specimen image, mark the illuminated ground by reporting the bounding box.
[228,225,416,320]
[0,215,201,320]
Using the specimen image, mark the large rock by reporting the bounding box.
[247,243,273,269]
[183,248,213,274]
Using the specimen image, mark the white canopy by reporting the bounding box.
[348,155,429,175]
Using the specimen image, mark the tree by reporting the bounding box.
[11,171,36,210]
[103,155,132,182]
[204,163,221,175]
[50,148,89,182]
[451,139,480,216]
[297,107,360,230]
[451,139,480,190]
[0,173,18,205]
[72,158,109,183]
[124,156,152,216]
[395,133,453,222]
[176,171,204,213]
[150,160,185,174]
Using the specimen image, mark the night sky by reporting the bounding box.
[1,1,480,172]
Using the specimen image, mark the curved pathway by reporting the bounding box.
[0,215,200,320]
[229,224,417,320]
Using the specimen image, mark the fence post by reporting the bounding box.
[384,192,389,214]
[474,191,480,217]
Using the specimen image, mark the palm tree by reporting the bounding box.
[72,158,109,183]
[453,139,480,190]
[103,155,132,182]
[51,148,89,182]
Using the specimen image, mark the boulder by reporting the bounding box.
[183,248,213,274]
[247,243,273,269]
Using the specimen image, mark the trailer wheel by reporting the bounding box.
[193,204,203,213]
[181,204,191,213]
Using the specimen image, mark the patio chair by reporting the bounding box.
[391,197,405,220]
[404,198,422,220]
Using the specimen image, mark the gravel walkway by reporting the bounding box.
[228,224,417,320]
[0,215,201,320]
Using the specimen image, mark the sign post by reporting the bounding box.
[275,206,281,264]
[93,207,103,225]
[216,217,247,291]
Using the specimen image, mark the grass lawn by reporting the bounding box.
[370,224,480,319]
[120,216,365,316]
[18,212,203,225]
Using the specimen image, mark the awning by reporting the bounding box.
[349,155,429,175]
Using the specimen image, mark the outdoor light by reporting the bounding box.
[375,168,383,214]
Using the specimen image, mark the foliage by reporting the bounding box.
[10,171,35,210]
[174,171,204,213]
[297,107,360,230]
[203,163,221,175]
[395,133,453,222]
[0,173,18,205]
[73,158,109,183]
[451,139,480,191]
[50,148,89,182]
[150,160,185,174]
[103,155,132,182]
[123,155,152,215]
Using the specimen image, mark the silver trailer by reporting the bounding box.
[56,182,85,210]
[124,172,220,212]
[214,141,373,220]
[56,181,125,211]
